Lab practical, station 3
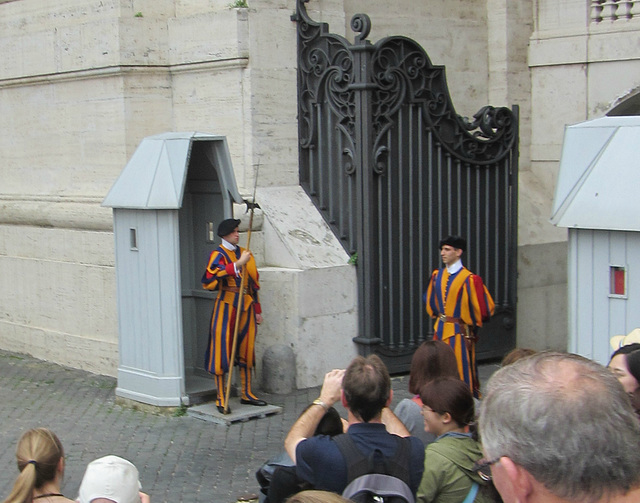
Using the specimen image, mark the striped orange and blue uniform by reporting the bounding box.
[202,245,261,402]
[424,266,494,398]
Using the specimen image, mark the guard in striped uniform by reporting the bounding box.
[202,218,267,413]
[424,236,494,398]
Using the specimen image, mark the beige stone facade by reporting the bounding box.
[0,0,354,389]
[2,0,639,387]
[522,0,640,349]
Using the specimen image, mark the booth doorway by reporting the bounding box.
[180,140,236,401]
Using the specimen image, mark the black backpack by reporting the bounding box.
[333,434,415,503]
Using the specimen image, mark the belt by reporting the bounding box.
[438,314,462,324]
[439,315,475,341]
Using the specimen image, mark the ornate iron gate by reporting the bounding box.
[293,0,518,372]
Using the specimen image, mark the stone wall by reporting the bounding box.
[1,0,135,374]
[0,0,357,388]
[520,0,640,350]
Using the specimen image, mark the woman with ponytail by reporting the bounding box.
[3,428,75,503]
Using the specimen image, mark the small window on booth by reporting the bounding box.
[130,228,138,251]
[207,221,216,243]
[610,265,626,298]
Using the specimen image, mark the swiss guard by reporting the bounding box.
[424,235,495,398]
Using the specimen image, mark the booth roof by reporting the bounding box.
[102,132,242,210]
[551,116,640,232]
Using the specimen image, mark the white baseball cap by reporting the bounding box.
[77,455,142,503]
[610,328,640,350]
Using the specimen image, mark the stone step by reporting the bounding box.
[187,400,282,426]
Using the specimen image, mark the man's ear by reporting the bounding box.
[341,389,348,408]
[56,456,65,480]
[385,389,393,408]
[440,411,453,424]
[500,456,534,502]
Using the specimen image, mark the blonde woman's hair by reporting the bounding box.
[286,490,353,503]
[3,428,65,503]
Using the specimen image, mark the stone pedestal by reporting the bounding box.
[262,344,296,394]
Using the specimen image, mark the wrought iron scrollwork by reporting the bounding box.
[293,0,518,365]
[294,0,356,171]
[370,37,516,167]
[343,148,356,175]
[351,13,371,44]
[294,0,517,171]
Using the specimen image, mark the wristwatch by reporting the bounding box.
[312,398,329,411]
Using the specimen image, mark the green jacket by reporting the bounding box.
[417,434,494,503]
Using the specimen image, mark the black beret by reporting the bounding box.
[439,235,466,252]
[217,218,241,238]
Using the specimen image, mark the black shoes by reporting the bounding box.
[216,398,267,411]
[240,398,268,406]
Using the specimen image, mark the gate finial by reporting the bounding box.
[351,13,371,43]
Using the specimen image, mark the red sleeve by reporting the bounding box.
[225,262,237,276]
[472,275,490,322]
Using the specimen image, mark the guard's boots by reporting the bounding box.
[239,366,267,406]
[215,374,230,414]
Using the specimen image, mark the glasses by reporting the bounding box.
[472,457,501,481]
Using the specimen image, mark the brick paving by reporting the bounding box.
[0,350,499,503]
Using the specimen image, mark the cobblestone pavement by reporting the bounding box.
[0,350,500,503]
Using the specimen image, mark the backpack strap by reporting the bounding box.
[333,433,412,484]
[462,482,479,503]
[333,434,371,481]
[385,435,412,483]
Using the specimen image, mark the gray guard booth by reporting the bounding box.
[551,116,640,365]
[102,132,243,406]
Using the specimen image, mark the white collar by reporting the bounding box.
[446,260,463,275]
[221,239,236,251]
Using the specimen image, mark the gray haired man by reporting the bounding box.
[478,352,640,503]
